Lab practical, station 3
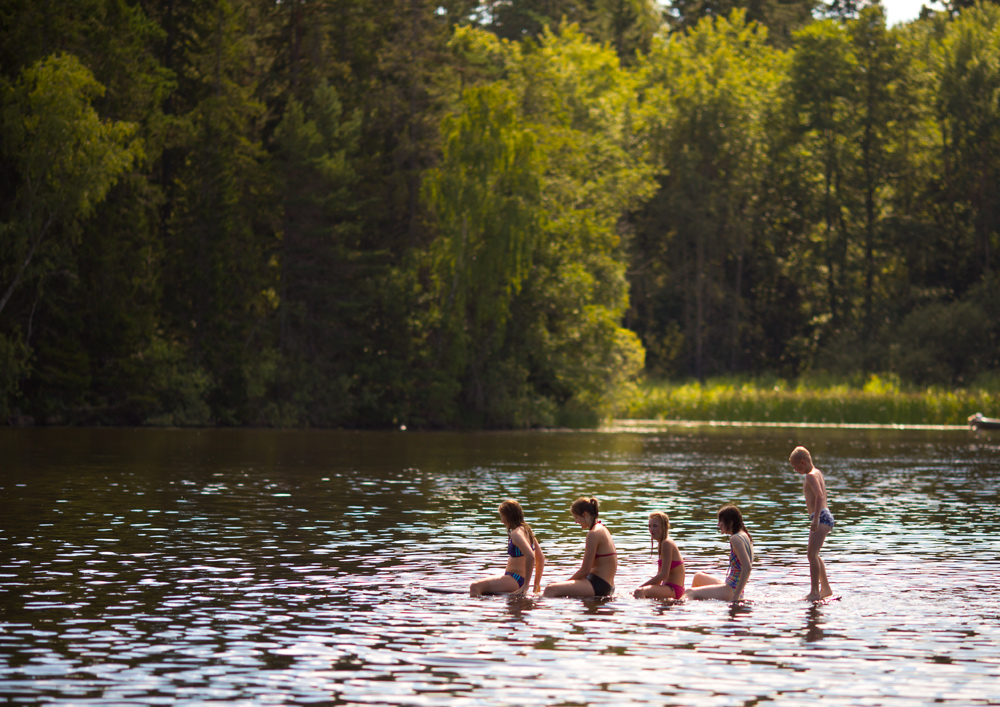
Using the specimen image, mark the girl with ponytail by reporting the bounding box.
[543,496,617,597]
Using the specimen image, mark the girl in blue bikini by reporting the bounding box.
[686,504,754,602]
[634,510,686,599]
[470,499,545,596]
[543,496,617,597]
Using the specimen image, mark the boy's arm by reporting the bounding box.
[805,473,822,531]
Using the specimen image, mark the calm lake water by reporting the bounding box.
[1,426,999,706]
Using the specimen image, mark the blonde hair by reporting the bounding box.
[648,511,670,555]
[789,446,813,466]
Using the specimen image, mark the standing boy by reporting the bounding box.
[790,446,833,600]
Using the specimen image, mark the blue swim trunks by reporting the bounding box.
[810,508,835,528]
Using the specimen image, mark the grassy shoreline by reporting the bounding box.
[619,375,999,426]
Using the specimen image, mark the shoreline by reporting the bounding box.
[604,419,972,432]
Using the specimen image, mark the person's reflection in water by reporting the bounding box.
[504,595,538,620]
[728,600,753,621]
[581,597,617,616]
[805,603,825,642]
[652,600,685,618]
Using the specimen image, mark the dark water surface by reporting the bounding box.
[1,427,998,706]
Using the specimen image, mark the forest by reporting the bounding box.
[1,0,999,428]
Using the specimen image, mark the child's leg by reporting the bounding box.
[634,584,681,599]
[685,582,736,601]
[817,555,831,597]
[806,525,832,599]
[470,574,520,596]
[542,579,597,597]
[691,571,723,587]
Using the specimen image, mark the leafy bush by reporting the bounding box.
[893,299,992,385]
[140,337,211,426]
[0,332,29,420]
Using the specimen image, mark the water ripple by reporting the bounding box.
[1,428,998,705]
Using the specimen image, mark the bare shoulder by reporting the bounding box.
[596,524,616,550]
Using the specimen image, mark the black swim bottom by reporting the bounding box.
[586,573,614,597]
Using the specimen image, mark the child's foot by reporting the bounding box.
[804,592,822,601]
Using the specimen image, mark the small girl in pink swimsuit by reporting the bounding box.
[633,510,686,599]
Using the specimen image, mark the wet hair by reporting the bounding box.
[499,499,537,548]
[648,511,670,555]
[570,496,600,528]
[789,446,813,466]
[718,504,752,541]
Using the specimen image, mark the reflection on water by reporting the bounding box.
[1,427,999,705]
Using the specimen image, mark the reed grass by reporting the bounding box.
[621,374,1000,426]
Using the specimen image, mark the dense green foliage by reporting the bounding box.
[0,0,998,427]
[630,3,1000,392]
[628,374,1000,424]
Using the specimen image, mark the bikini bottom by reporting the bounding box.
[505,571,525,588]
[660,581,685,598]
[586,572,613,597]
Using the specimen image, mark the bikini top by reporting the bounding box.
[592,520,616,557]
[658,557,684,570]
[507,530,535,558]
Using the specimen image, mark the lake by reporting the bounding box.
[1,426,998,706]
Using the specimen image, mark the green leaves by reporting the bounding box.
[633,11,782,378]
[0,53,139,316]
[423,84,542,412]
[2,53,138,231]
[932,3,1000,282]
[2,1,999,425]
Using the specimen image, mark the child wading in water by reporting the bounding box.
[470,499,545,596]
[633,511,685,600]
[543,496,617,597]
[790,446,834,600]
